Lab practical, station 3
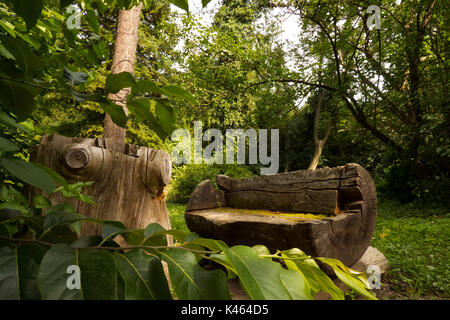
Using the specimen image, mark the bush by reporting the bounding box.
[166,164,255,203]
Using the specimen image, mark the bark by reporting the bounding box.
[308,89,332,171]
[103,2,143,142]
[29,134,172,236]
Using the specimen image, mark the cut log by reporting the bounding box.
[185,163,378,268]
[186,180,225,212]
[28,134,172,237]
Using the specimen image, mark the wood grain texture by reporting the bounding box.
[186,163,378,269]
[28,134,172,237]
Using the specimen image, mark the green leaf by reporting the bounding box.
[0,20,17,38]
[186,237,228,252]
[78,249,117,300]
[71,236,103,248]
[101,221,127,241]
[32,162,68,187]
[155,101,176,133]
[279,268,314,300]
[17,244,48,300]
[144,111,170,140]
[0,158,57,193]
[317,257,377,300]
[0,208,22,222]
[141,0,153,9]
[142,222,167,246]
[0,184,27,204]
[143,229,188,244]
[219,245,291,300]
[207,253,237,280]
[0,111,33,133]
[105,72,136,94]
[148,256,172,300]
[121,229,144,246]
[252,244,271,256]
[281,250,345,300]
[162,85,197,104]
[114,249,171,300]
[10,0,44,30]
[131,79,166,96]
[36,243,82,300]
[43,210,86,230]
[32,195,51,209]
[126,98,156,123]
[0,79,36,121]
[0,137,19,152]
[126,98,171,140]
[0,36,44,73]
[60,0,74,8]
[99,100,128,128]
[169,0,189,13]
[85,9,99,33]
[0,202,29,215]
[117,0,135,9]
[160,248,231,300]
[40,225,78,244]
[0,246,19,300]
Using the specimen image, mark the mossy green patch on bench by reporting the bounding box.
[211,207,329,222]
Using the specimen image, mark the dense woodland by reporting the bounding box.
[0,0,448,300]
[2,0,448,205]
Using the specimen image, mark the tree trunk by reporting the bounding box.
[308,89,332,171]
[103,2,143,142]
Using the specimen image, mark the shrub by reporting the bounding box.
[166,164,255,203]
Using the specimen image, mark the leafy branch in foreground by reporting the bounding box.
[0,206,377,300]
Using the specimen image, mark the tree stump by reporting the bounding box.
[28,134,172,236]
[185,163,377,268]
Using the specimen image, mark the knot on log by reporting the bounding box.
[65,148,89,169]
[28,134,173,237]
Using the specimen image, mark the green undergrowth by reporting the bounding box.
[371,200,450,298]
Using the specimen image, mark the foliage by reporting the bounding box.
[372,200,450,297]
[166,202,189,233]
[274,0,450,205]
[0,0,200,144]
[0,202,377,300]
[174,0,299,130]
[0,0,448,301]
[166,163,255,203]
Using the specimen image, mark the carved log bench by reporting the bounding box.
[185,163,378,268]
[28,134,172,237]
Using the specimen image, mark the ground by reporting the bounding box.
[167,200,450,300]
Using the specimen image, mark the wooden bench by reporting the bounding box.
[185,163,378,268]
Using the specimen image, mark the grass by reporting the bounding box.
[167,202,190,234]
[166,200,450,299]
[371,200,450,299]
